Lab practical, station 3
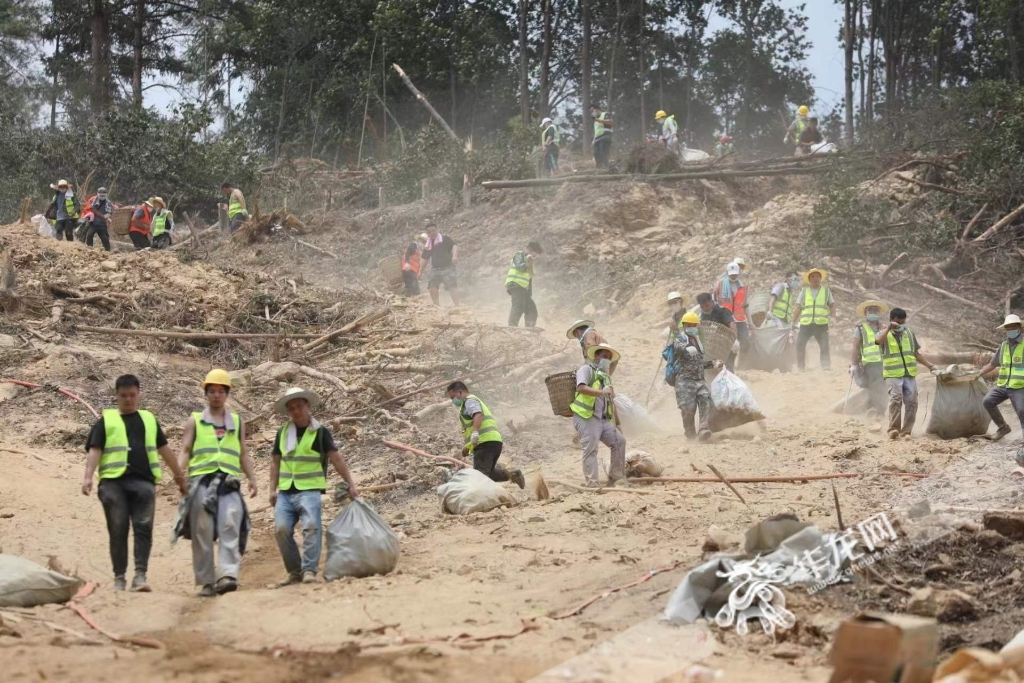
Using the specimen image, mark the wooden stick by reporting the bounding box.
[291,237,340,260]
[629,472,927,484]
[74,325,319,340]
[832,481,845,531]
[382,440,469,468]
[168,225,218,252]
[371,361,521,409]
[960,202,989,241]
[890,174,969,196]
[551,560,688,620]
[880,252,909,281]
[297,365,350,394]
[392,63,460,144]
[344,362,467,374]
[65,601,163,649]
[480,164,837,189]
[905,280,999,314]
[973,201,1024,243]
[549,478,664,496]
[706,464,750,508]
[301,306,389,352]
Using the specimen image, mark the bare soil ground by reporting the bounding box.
[2,178,1021,682]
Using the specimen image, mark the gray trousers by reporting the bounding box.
[573,414,626,486]
[983,386,1024,432]
[189,479,244,586]
[886,377,919,435]
[864,364,888,413]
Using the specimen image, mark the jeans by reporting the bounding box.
[983,386,1024,432]
[796,324,831,369]
[55,218,76,241]
[507,285,538,327]
[86,224,111,251]
[886,376,919,434]
[97,477,155,577]
[189,478,244,586]
[472,441,510,482]
[274,490,323,576]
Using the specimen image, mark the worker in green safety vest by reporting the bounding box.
[446,381,525,488]
[178,369,258,597]
[220,181,248,233]
[850,300,890,414]
[83,374,187,592]
[978,314,1024,444]
[150,199,174,249]
[269,387,360,586]
[874,307,935,439]
[539,117,560,177]
[571,343,627,487]
[47,179,81,242]
[789,268,837,371]
[589,104,614,169]
[766,273,799,328]
[505,240,543,328]
[784,105,811,152]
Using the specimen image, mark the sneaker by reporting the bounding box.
[301,571,317,584]
[275,573,302,588]
[113,575,127,591]
[989,425,1012,442]
[509,469,526,490]
[698,430,712,443]
[197,584,216,598]
[214,576,238,595]
[130,572,151,592]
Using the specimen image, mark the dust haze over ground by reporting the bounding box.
[2,172,1022,682]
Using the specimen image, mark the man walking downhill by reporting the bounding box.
[766,273,799,328]
[446,382,526,488]
[789,268,836,371]
[179,370,258,597]
[978,314,1024,443]
[571,343,627,487]
[270,387,360,586]
[851,300,889,415]
[85,187,113,252]
[506,241,543,327]
[49,179,80,242]
[422,221,460,307]
[83,374,187,592]
[876,308,935,439]
[672,312,723,441]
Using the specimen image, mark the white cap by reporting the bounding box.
[666,291,683,303]
[998,314,1023,329]
[726,263,741,276]
[540,117,553,127]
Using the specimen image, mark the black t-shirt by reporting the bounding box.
[271,424,336,493]
[799,128,824,145]
[425,236,456,269]
[86,412,169,483]
[701,304,734,327]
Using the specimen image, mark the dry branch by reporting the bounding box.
[382,440,468,468]
[74,326,320,340]
[371,361,522,409]
[973,201,1024,243]
[891,174,969,196]
[344,362,467,374]
[481,164,837,189]
[629,472,927,484]
[301,306,390,353]
[905,280,999,314]
[297,365,350,394]
[291,237,340,260]
[392,64,460,144]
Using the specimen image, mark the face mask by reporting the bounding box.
[789,279,800,289]
[1009,330,1022,341]
[451,398,464,407]
[895,324,905,332]
[866,314,880,322]
[684,327,700,337]
[597,359,612,372]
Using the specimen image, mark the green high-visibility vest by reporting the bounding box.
[458,395,503,447]
[151,210,173,237]
[772,287,791,323]
[799,287,831,326]
[188,412,242,477]
[570,368,614,420]
[277,422,326,491]
[594,112,611,139]
[540,124,560,147]
[504,251,531,290]
[793,117,808,138]
[228,192,245,219]
[859,322,882,365]
[997,341,1024,389]
[56,193,80,219]
[882,330,917,379]
[99,409,161,482]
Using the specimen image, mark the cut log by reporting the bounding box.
[960,203,989,241]
[413,400,451,422]
[973,201,1024,243]
[880,251,909,281]
[301,306,390,353]
[905,280,999,314]
[392,64,460,145]
[481,164,837,190]
[297,365,350,394]
[74,326,320,340]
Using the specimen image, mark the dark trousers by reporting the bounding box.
[152,233,171,249]
[727,321,749,371]
[593,136,612,168]
[473,441,509,482]
[507,285,538,327]
[86,224,111,251]
[402,270,421,296]
[983,386,1024,432]
[55,219,75,241]
[129,231,151,250]
[97,477,156,577]
[796,324,831,369]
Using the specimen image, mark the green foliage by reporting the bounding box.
[808,187,893,248]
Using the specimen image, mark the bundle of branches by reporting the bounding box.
[231,210,308,244]
[624,142,683,175]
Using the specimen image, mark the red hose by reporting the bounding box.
[2,378,100,418]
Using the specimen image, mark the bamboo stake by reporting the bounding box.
[706,464,750,509]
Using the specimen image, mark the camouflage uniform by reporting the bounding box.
[671,334,715,440]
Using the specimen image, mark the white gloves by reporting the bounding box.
[686,346,698,357]
[471,431,480,445]
[731,340,741,352]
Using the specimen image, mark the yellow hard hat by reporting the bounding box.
[681,311,701,325]
[655,110,667,120]
[201,368,233,389]
[797,105,810,116]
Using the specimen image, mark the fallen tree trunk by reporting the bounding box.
[629,472,927,484]
[75,326,320,340]
[413,400,451,422]
[481,164,836,190]
[972,201,1024,243]
[392,64,460,144]
[905,280,999,314]
[507,350,574,380]
[301,306,389,353]
[297,365,350,394]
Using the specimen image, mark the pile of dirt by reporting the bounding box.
[623,142,683,175]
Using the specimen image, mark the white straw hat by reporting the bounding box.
[274,387,322,415]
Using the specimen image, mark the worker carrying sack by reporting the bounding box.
[708,369,766,432]
[437,468,517,515]
[323,499,400,580]
[0,555,82,607]
[925,367,991,439]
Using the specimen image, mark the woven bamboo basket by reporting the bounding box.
[110,207,134,236]
[699,320,737,362]
[378,256,404,289]
[747,290,771,329]
[544,371,577,418]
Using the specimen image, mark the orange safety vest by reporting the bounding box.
[719,282,748,323]
[402,251,422,276]
[130,204,152,235]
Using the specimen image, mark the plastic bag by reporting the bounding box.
[322,499,400,580]
[926,371,991,439]
[626,449,663,478]
[741,327,793,373]
[0,554,82,607]
[32,214,55,239]
[437,468,517,515]
[614,394,661,438]
[708,370,765,432]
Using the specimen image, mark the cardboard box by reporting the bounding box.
[829,611,939,683]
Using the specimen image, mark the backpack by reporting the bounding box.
[663,342,680,387]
